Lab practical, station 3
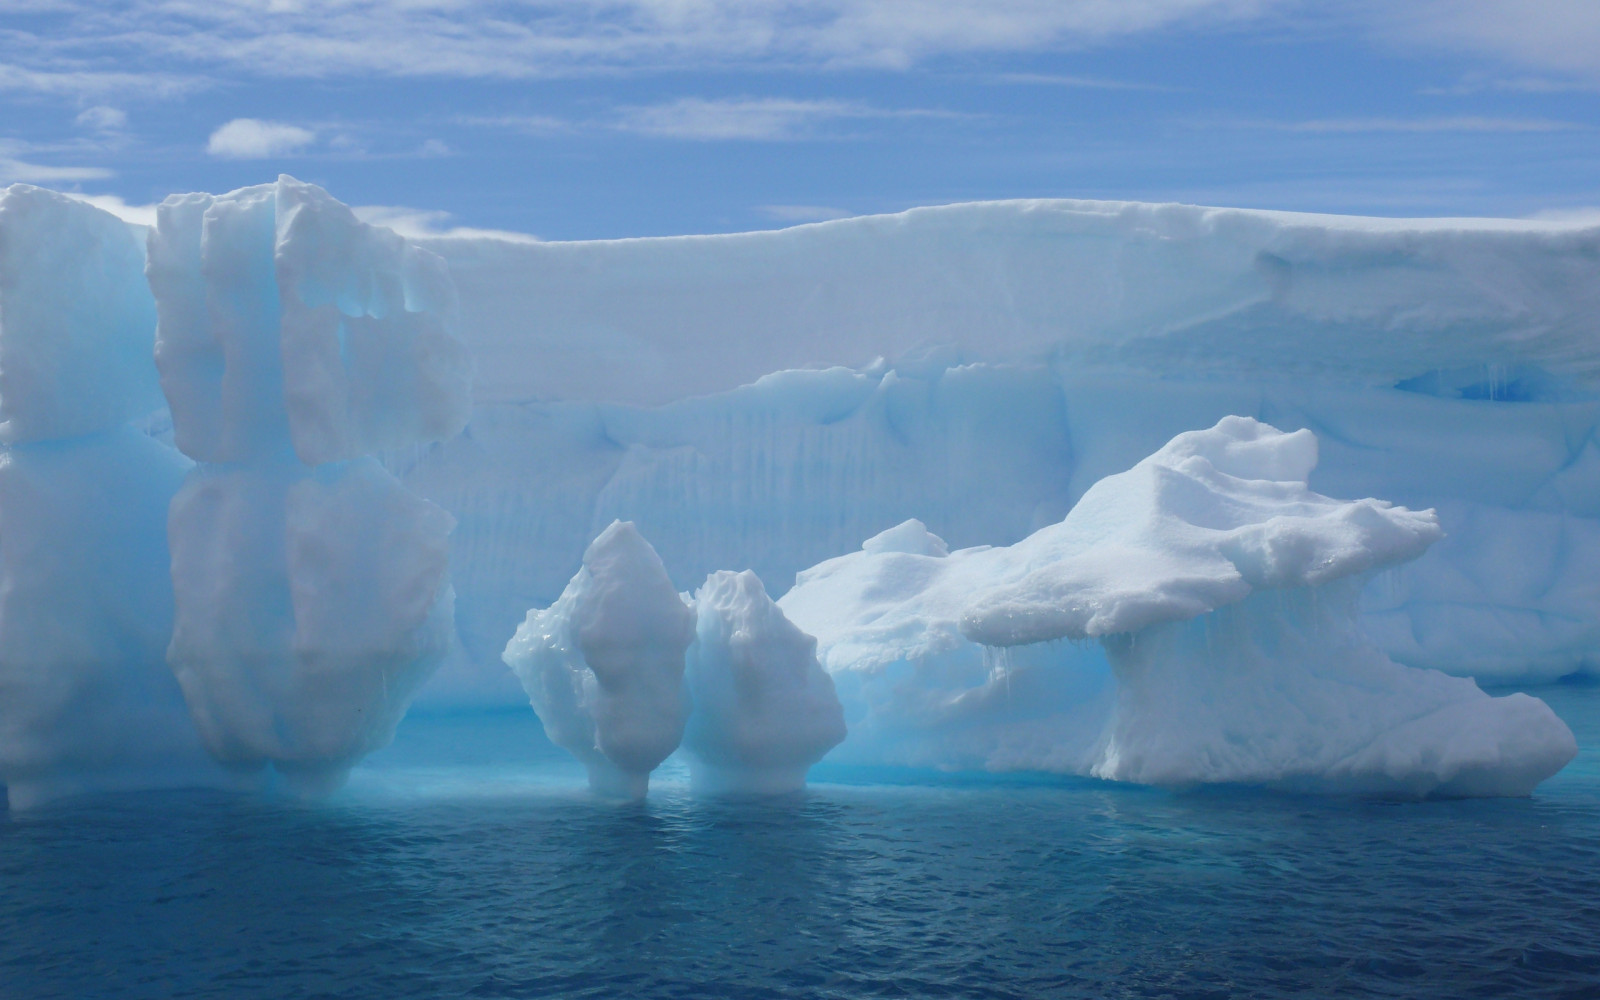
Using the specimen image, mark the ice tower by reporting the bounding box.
[147,177,471,793]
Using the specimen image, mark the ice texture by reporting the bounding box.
[392,202,1600,702]
[0,430,232,808]
[0,185,162,443]
[146,177,467,794]
[147,175,471,466]
[780,418,1576,796]
[166,459,456,793]
[683,570,846,793]
[502,522,695,798]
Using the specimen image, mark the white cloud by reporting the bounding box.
[206,118,316,158]
[0,157,114,183]
[352,204,540,243]
[74,105,127,131]
[1282,116,1586,134]
[615,97,955,140]
[0,61,199,99]
[5,1,1282,80]
[759,204,855,222]
[1376,0,1600,82]
[62,192,159,227]
[990,72,1178,91]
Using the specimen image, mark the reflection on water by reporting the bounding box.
[4,687,1600,999]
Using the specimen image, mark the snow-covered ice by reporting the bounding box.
[503,521,695,798]
[781,418,1577,796]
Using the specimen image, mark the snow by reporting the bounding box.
[684,570,845,793]
[780,418,1576,796]
[423,199,1600,407]
[502,521,695,798]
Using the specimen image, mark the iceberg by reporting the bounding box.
[0,182,1592,804]
[781,418,1577,796]
[502,521,695,798]
[684,570,846,793]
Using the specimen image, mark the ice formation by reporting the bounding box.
[683,571,845,793]
[392,202,1600,705]
[1,183,1595,804]
[0,187,226,808]
[0,185,163,443]
[502,521,695,798]
[781,418,1577,796]
[149,177,467,793]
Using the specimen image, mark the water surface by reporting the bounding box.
[4,683,1599,999]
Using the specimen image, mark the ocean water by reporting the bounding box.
[4,684,1600,1000]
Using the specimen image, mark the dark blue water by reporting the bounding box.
[5,685,1600,1000]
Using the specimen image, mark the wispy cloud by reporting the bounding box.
[1204,115,1590,134]
[62,192,159,226]
[0,156,114,183]
[1420,76,1599,96]
[74,105,127,131]
[759,204,855,222]
[206,118,316,158]
[614,97,960,140]
[3,1,1282,82]
[1280,116,1587,133]
[352,204,540,243]
[0,61,200,99]
[1375,0,1600,82]
[989,72,1179,91]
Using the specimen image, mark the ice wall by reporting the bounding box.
[148,177,469,793]
[0,187,227,808]
[393,202,1600,703]
[780,418,1577,796]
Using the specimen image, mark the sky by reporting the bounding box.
[2,0,1599,240]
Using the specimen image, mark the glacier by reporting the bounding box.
[0,177,1597,806]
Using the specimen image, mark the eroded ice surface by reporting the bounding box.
[780,418,1576,796]
[503,521,695,798]
[684,570,845,793]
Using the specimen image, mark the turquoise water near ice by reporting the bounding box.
[4,683,1599,999]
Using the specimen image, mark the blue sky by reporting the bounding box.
[3,1,1598,240]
